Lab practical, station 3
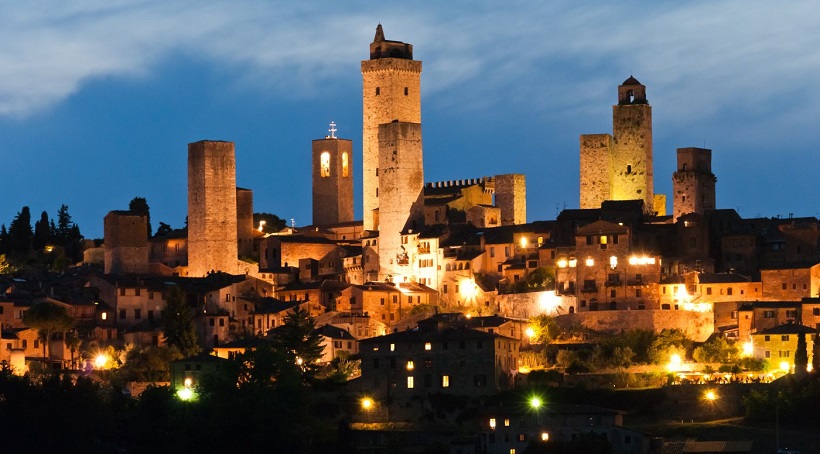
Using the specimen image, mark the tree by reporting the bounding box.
[270,307,324,381]
[527,267,555,290]
[33,211,50,251]
[693,336,738,364]
[7,206,33,256]
[794,326,808,375]
[161,286,201,357]
[129,197,152,238]
[529,314,561,344]
[55,204,73,243]
[253,213,286,233]
[812,333,820,376]
[155,222,173,237]
[648,329,692,364]
[22,302,74,361]
[0,254,15,274]
[65,330,81,369]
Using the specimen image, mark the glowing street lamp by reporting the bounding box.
[529,396,543,410]
[742,341,753,357]
[94,353,108,369]
[361,397,374,411]
[667,353,683,372]
[525,327,536,339]
[704,390,717,402]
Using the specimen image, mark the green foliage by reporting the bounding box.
[813,333,820,375]
[693,336,738,364]
[794,327,809,374]
[161,286,201,358]
[32,211,50,251]
[0,254,15,274]
[253,212,287,233]
[118,345,183,382]
[22,301,74,360]
[529,314,561,344]
[271,307,324,381]
[648,329,692,364]
[555,350,577,369]
[7,206,33,256]
[737,356,769,372]
[155,221,173,237]
[527,267,555,290]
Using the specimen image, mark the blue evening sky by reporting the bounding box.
[1,1,818,239]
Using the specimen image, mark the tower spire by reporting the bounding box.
[374,23,385,42]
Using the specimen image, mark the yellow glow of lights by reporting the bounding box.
[609,256,618,269]
[538,291,561,314]
[257,220,267,232]
[406,361,414,371]
[557,259,568,268]
[529,396,543,409]
[296,357,304,366]
[361,397,374,410]
[184,378,193,388]
[780,361,791,373]
[520,237,528,248]
[628,256,656,266]
[94,354,108,369]
[585,258,594,267]
[705,390,717,401]
[424,342,432,351]
[101,312,107,321]
[460,279,478,299]
[568,258,577,268]
[667,353,682,372]
[742,342,754,356]
[525,327,536,338]
[489,418,497,430]
[682,302,711,312]
[541,432,549,441]
[675,286,692,304]
[177,387,194,401]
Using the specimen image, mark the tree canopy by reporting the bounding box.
[129,197,152,238]
[22,301,74,360]
[270,306,324,381]
[161,286,201,358]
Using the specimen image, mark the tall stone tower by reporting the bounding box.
[312,123,354,226]
[188,140,238,277]
[236,187,254,257]
[495,174,527,225]
[362,24,422,231]
[673,147,716,221]
[580,77,655,212]
[103,211,149,274]
[378,121,424,280]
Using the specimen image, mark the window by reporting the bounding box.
[727,287,733,296]
[119,309,126,320]
[764,310,775,318]
[781,335,789,341]
[782,283,788,290]
[380,298,385,306]
[404,87,408,96]
[407,376,414,389]
[425,342,432,351]
[610,289,616,298]
[731,310,738,320]
[765,350,771,358]
[209,318,215,327]
[375,87,380,95]
[342,152,349,177]
[636,289,642,298]
[814,308,820,316]
[780,351,790,358]
[441,375,450,387]
[706,287,712,296]
[764,335,770,341]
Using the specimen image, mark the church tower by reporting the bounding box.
[611,76,653,209]
[580,77,656,213]
[361,24,422,231]
[673,147,716,221]
[312,122,354,226]
[187,140,239,277]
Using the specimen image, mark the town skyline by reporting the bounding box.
[2,2,820,238]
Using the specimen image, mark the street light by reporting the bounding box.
[361,397,374,411]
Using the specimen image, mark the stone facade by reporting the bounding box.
[187,140,239,277]
[495,173,526,226]
[312,136,354,226]
[580,77,654,212]
[236,188,254,258]
[377,121,424,280]
[361,24,421,231]
[104,211,149,275]
[672,147,716,221]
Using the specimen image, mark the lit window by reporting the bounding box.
[342,152,349,177]
[504,418,510,427]
[609,256,617,269]
[320,152,330,177]
[407,376,414,389]
[585,258,594,267]
[424,342,432,351]
[557,259,568,268]
[600,235,607,245]
[406,361,414,371]
[101,312,107,321]
[442,375,450,387]
[390,343,395,352]
[489,418,497,430]
[569,258,577,268]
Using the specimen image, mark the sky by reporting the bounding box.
[1,1,819,239]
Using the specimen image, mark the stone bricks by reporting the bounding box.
[104,211,149,274]
[312,136,354,226]
[673,147,716,221]
[495,174,526,226]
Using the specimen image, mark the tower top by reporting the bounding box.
[618,76,648,105]
[369,24,413,60]
[327,121,337,139]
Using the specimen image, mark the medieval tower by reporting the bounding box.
[103,210,149,275]
[377,120,424,280]
[580,77,657,213]
[312,123,354,226]
[236,187,254,257]
[672,147,716,221]
[187,140,239,277]
[361,24,422,231]
[495,174,527,225]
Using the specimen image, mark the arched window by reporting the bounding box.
[342,152,349,177]
[320,152,330,177]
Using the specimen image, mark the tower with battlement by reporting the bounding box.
[187,140,239,277]
[312,123,354,226]
[581,77,658,213]
[362,24,422,231]
[673,147,716,221]
[104,210,149,274]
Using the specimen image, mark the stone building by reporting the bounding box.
[672,147,716,221]
[187,140,239,277]
[236,187,255,258]
[103,210,149,275]
[580,77,659,214]
[495,173,527,226]
[312,125,354,226]
[362,24,421,231]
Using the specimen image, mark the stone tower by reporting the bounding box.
[188,140,238,277]
[312,123,354,226]
[580,77,655,212]
[103,210,149,274]
[495,174,527,225]
[236,187,254,257]
[673,147,716,221]
[361,24,422,231]
[377,121,424,280]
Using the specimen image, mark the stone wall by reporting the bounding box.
[187,140,239,277]
[103,211,148,274]
[312,137,354,226]
[579,134,612,209]
[555,309,713,342]
[611,103,653,209]
[495,173,526,225]
[672,147,716,221]
[236,188,254,257]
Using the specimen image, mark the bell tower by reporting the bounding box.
[611,76,653,209]
[312,122,354,226]
[361,24,422,231]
